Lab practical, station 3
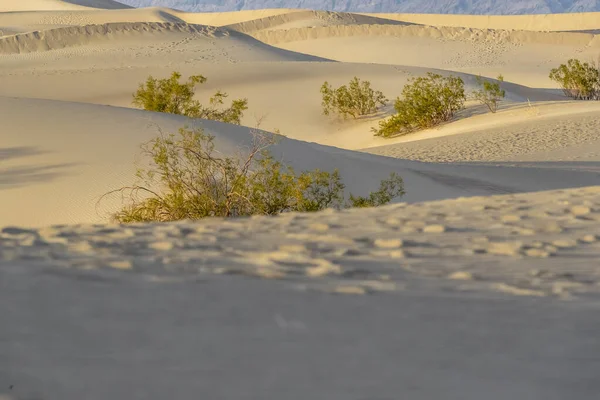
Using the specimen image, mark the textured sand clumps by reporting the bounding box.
[0,22,229,54]
[2,186,599,300]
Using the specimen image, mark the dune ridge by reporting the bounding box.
[360,11,600,32]
[0,22,230,54]
[224,10,414,34]
[248,23,600,47]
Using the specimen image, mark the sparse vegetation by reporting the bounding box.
[473,74,505,113]
[549,59,600,100]
[321,77,387,119]
[373,73,466,138]
[103,127,404,223]
[132,72,248,124]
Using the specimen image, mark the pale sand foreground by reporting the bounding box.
[3,186,600,299]
[2,187,600,400]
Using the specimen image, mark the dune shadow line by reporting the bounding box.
[0,146,80,190]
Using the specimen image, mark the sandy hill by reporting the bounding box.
[360,11,600,32]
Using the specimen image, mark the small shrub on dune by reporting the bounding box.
[373,73,466,138]
[132,72,248,124]
[549,59,600,100]
[321,77,388,119]
[347,173,405,208]
[103,127,404,223]
[473,74,505,113]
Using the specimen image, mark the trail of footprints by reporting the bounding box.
[1,187,599,299]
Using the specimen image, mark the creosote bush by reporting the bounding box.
[549,59,600,100]
[321,77,387,119]
[103,127,404,223]
[373,73,465,138]
[473,74,505,113]
[133,72,249,124]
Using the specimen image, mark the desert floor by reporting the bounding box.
[1,1,600,399]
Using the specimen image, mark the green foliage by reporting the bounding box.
[373,73,466,138]
[132,72,249,124]
[347,173,405,208]
[321,77,387,119]
[549,59,600,100]
[104,127,404,223]
[473,74,505,113]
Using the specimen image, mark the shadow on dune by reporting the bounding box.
[0,146,78,190]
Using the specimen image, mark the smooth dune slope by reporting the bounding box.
[3,96,600,228]
[0,55,565,150]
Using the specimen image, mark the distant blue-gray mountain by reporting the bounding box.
[116,0,600,14]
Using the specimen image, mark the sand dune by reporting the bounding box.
[1,6,599,233]
[360,11,600,32]
[256,24,600,88]
[0,22,229,54]
[178,8,299,26]
[251,24,600,47]
[3,96,600,228]
[223,10,414,34]
[0,57,562,153]
[0,9,181,36]
[3,5,600,398]
[0,22,328,68]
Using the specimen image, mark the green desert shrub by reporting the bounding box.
[132,72,248,124]
[373,73,466,138]
[103,127,404,223]
[473,74,505,113]
[321,77,387,119]
[549,59,600,100]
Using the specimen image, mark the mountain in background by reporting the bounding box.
[116,0,600,14]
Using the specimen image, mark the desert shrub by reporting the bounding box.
[373,73,465,138]
[347,173,405,208]
[473,74,505,113]
[103,127,404,223]
[549,59,600,100]
[321,77,387,119]
[132,72,248,124]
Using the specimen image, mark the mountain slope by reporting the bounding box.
[116,0,600,15]
[0,0,132,11]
